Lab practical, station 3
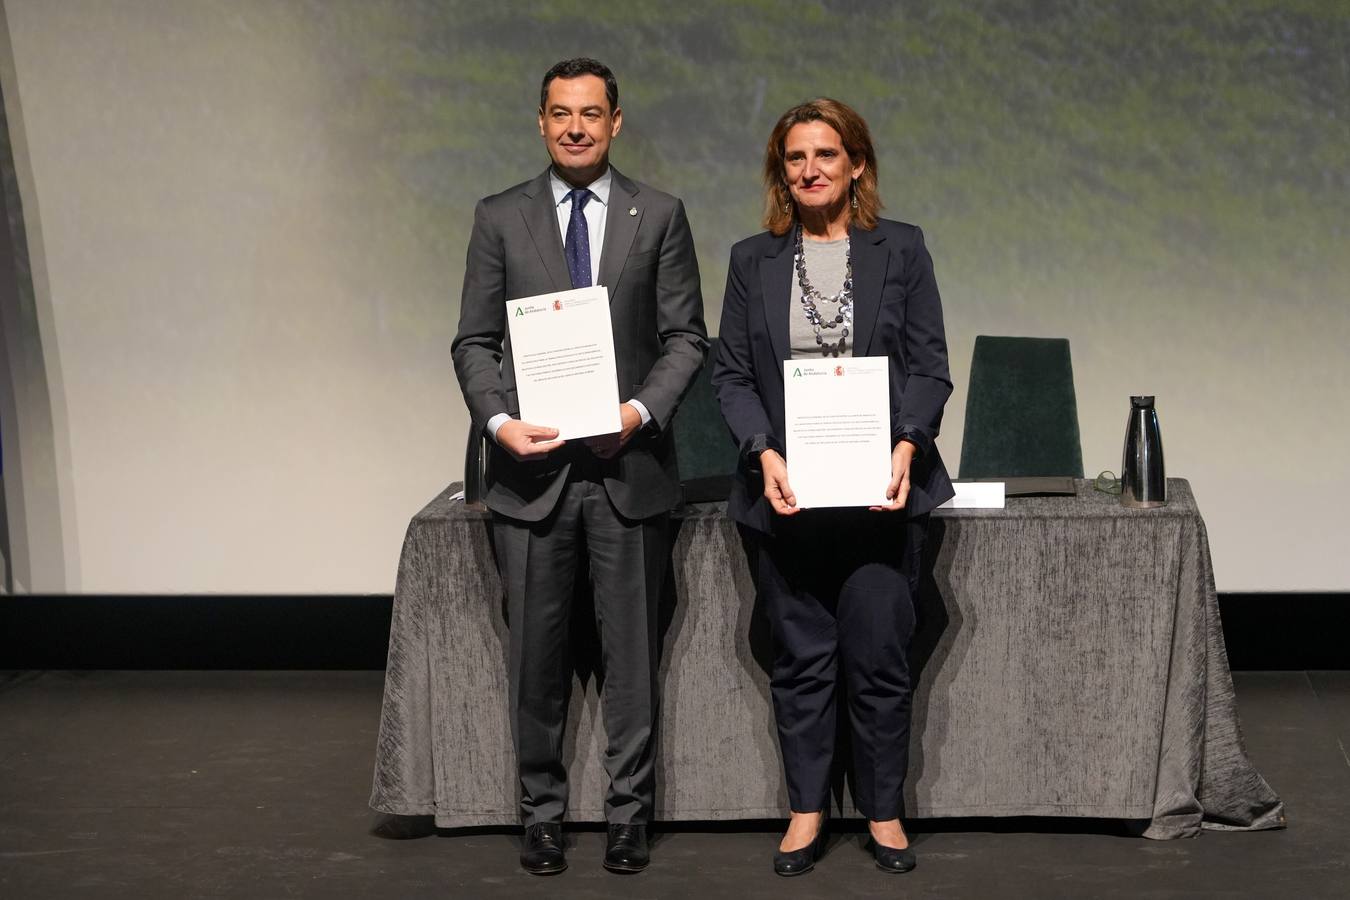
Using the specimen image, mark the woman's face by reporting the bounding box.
[783,121,865,220]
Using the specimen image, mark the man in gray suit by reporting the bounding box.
[451,58,706,875]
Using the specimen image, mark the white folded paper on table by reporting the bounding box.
[506,286,622,441]
[938,482,1006,509]
[784,357,892,508]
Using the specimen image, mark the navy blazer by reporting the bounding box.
[712,219,955,532]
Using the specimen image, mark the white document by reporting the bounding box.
[506,286,622,440]
[784,357,892,508]
[938,482,1006,509]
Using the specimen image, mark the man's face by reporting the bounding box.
[538,74,622,186]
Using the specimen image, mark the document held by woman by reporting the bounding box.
[506,286,622,440]
[783,357,893,508]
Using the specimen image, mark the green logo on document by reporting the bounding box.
[514,306,523,317]
[792,367,802,377]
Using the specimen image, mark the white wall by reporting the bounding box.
[1,1,461,592]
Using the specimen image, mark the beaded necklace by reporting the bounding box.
[793,225,853,355]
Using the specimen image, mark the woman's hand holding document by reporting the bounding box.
[506,286,622,447]
[782,357,895,509]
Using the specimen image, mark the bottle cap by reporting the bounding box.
[1130,396,1155,408]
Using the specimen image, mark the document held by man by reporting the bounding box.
[784,357,893,508]
[506,286,622,440]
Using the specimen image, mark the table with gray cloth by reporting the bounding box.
[370,478,1284,839]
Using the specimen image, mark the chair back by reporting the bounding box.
[959,335,1084,478]
[673,338,738,502]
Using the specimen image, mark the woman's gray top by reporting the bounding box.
[789,236,853,359]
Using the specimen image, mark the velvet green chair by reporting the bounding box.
[673,338,738,502]
[958,335,1084,478]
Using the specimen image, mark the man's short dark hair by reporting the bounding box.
[540,58,619,113]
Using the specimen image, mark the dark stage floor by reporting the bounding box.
[1,670,1347,899]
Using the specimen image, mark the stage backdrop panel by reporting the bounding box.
[0,0,1346,592]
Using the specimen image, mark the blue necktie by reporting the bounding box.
[564,188,593,289]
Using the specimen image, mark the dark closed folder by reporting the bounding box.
[969,476,1078,497]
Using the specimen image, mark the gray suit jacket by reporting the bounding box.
[451,167,708,522]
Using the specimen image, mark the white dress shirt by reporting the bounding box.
[486,166,650,442]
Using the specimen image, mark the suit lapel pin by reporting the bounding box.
[628,207,638,216]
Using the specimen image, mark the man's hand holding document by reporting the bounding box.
[783,357,894,509]
[506,286,622,444]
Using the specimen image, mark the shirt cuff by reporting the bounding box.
[485,413,511,442]
[626,399,653,427]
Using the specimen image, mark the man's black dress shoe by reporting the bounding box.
[773,815,826,877]
[871,839,917,874]
[520,822,567,875]
[603,823,649,873]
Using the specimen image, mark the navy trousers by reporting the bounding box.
[752,511,926,820]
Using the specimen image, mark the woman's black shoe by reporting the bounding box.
[871,839,916,874]
[773,813,826,877]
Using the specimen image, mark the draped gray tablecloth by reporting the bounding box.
[370,478,1284,839]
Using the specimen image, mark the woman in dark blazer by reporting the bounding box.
[712,98,954,876]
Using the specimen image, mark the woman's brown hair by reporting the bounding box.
[762,98,881,235]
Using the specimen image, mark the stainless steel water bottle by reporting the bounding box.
[1121,396,1166,508]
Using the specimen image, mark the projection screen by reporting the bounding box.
[0,0,1345,594]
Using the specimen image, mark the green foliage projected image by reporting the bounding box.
[335,0,1346,322]
[219,0,1350,589]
